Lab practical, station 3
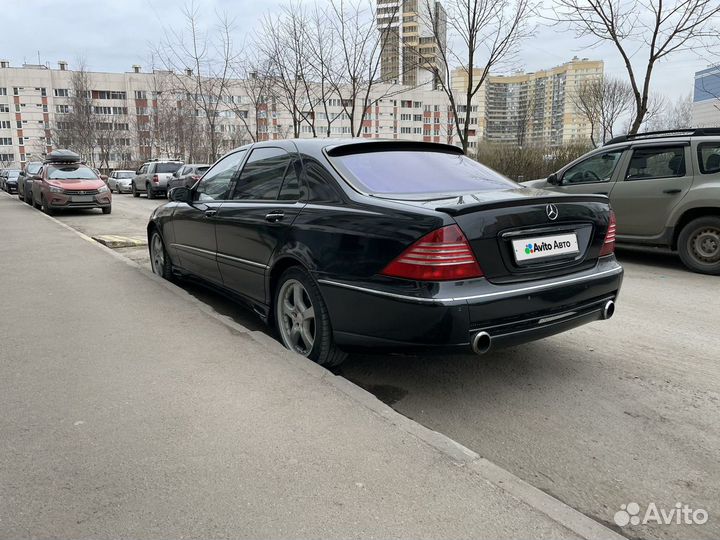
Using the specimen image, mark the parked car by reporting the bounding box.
[1,169,20,194]
[107,170,136,194]
[523,128,720,275]
[148,139,623,366]
[17,162,43,203]
[166,163,210,196]
[132,159,183,199]
[31,149,112,215]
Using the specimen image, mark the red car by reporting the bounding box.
[32,150,112,215]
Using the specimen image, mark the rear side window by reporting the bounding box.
[697,142,720,174]
[331,150,515,195]
[625,146,686,180]
[156,162,182,174]
[304,158,343,203]
[233,147,291,200]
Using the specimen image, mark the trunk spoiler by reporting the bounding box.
[435,194,610,216]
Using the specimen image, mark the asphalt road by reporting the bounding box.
[50,191,720,540]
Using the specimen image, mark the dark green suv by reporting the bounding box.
[524,128,720,275]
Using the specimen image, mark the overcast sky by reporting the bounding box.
[2,0,713,103]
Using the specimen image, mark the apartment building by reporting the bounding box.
[692,65,720,127]
[452,57,604,146]
[0,60,459,169]
[376,0,447,89]
[0,56,602,170]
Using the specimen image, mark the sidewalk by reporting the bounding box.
[0,193,619,539]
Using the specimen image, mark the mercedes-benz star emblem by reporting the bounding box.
[546,204,559,221]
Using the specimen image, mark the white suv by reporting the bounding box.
[131,159,183,199]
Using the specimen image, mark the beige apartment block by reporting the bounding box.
[377,0,447,90]
[452,57,604,147]
[0,60,457,170]
[0,56,604,171]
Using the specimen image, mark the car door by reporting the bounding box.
[609,144,693,238]
[134,164,148,191]
[554,148,627,196]
[215,144,306,304]
[170,150,247,284]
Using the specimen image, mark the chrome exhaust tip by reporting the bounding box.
[472,331,492,355]
[602,300,615,320]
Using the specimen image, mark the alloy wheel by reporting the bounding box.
[150,233,165,275]
[277,279,316,356]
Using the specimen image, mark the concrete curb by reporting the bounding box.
[7,191,625,540]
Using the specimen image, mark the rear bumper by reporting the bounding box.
[318,256,623,353]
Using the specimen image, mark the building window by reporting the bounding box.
[0,137,12,146]
[134,90,147,99]
[54,88,70,97]
[0,153,15,161]
[0,88,6,96]
[0,121,10,129]
[55,105,70,114]
[13,87,19,96]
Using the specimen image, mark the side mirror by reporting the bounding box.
[168,186,192,203]
[136,169,142,175]
[547,173,561,186]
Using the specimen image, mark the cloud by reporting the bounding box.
[2,0,708,101]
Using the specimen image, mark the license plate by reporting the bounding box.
[71,195,94,203]
[512,233,579,263]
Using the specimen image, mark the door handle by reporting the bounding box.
[204,209,217,218]
[265,211,285,222]
[663,189,682,195]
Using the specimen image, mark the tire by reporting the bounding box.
[32,194,41,209]
[146,183,155,199]
[102,206,112,215]
[41,196,54,215]
[149,230,173,280]
[132,183,140,198]
[677,216,720,275]
[274,266,346,366]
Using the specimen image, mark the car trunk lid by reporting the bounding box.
[380,188,612,283]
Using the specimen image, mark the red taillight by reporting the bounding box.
[381,224,483,281]
[599,211,616,256]
[152,174,159,183]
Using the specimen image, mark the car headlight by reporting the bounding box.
[49,185,65,193]
[98,185,109,193]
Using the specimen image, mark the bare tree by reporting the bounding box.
[155,2,239,161]
[553,0,720,134]
[645,92,693,131]
[52,62,98,164]
[417,0,534,152]
[328,0,405,137]
[572,75,634,145]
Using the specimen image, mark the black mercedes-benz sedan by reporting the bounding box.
[147,139,623,366]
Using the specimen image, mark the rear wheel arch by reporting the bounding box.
[672,207,720,249]
[268,256,310,310]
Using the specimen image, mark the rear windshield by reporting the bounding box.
[196,166,210,174]
[116,171,134,179]
[157,163,182,173]
[48,165,98,180]
[7,170,20,178]
[332,150,516,195]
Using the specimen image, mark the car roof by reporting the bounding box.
[113,169,135,173]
